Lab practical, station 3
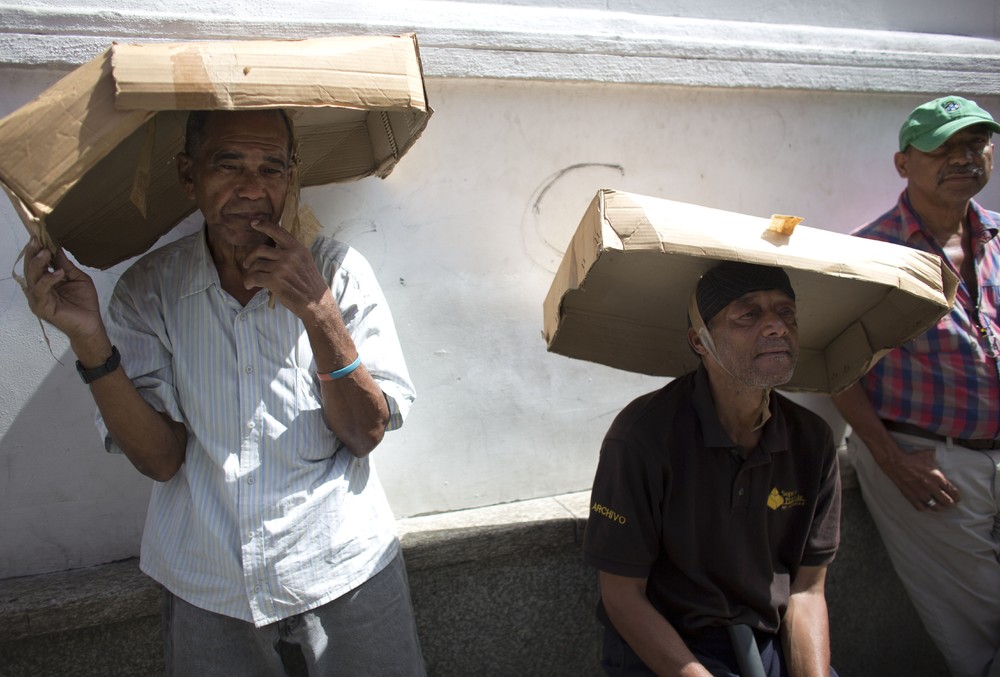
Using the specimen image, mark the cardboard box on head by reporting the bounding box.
[0,34,432,270]
[543,189,958,394]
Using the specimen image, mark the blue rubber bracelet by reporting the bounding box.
[317,355,362,381]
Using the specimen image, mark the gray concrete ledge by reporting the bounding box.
[1,2,998,94]
[0,485,948,677]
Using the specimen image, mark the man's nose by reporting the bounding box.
[235,171,266,198]
[947,143,980,163]
[761,310,791,335]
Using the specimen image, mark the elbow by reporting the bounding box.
[142,445,186,481]
[133,455,183,482]
[147,463,182,483]
[343,426,386,458]
[122,437,186,482]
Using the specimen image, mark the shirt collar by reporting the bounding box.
[691,364,789,454]
[177,226,222,300]
[899,190,999,247]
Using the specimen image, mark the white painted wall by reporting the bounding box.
[1,0,999,577]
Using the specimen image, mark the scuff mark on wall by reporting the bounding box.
[521,162,625,274]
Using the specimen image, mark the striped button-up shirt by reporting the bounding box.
[99,229,416,626]
[854,191,1000,441]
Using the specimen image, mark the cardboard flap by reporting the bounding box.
[543,189,957,394]
[109,36,427,113]
[0,34,431,270]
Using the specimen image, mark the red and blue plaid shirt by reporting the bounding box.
[854,191,1000,441]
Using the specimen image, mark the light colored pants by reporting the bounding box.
[847,431,1000,677]
[163,551,425,677]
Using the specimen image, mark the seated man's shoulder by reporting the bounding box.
[607,373,694,439]
[773,392,834,439]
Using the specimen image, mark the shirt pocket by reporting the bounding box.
[290,366,341,461]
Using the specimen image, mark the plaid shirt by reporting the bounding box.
[854,191,1000,440]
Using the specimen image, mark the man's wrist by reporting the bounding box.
[76,345,121,384]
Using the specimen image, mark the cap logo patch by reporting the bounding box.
[943,101,961,113]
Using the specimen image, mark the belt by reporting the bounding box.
[882,420,1000,452]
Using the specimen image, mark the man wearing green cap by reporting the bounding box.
[585,261,841,676]
[832,96,1000,677]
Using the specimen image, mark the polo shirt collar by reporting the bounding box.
[691,364,790,454]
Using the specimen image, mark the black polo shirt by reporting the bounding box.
[583,366,841,637]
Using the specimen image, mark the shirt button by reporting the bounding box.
[738,488,745,496]
[248,421,255,430]
[239,314,247,322]
[245,365,253,374]
[247,476,255,485]
[254,585,261,593]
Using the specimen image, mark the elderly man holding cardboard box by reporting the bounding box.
[21,108,424,676]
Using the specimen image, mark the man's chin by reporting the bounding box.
[753,356,797,388]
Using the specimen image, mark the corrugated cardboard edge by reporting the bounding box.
[543,189,957,393]
[0,49,153,232]
[542,190,619,346]
[370,34,434,179]
[109,35,429,112]
[0,34,432,269]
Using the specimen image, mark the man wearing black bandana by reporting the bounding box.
[584,261,841,677]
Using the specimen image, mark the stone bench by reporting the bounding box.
[0,479,947,676]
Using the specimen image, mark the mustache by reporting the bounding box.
[939,165,985,181]
[758,338,795,353]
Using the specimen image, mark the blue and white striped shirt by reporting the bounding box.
[98,229,415,626]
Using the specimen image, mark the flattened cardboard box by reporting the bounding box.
[543,189,958,394]
[0,34,430,269]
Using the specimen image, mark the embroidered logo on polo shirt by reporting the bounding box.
[591,502,628,525]
[767,487,805,510]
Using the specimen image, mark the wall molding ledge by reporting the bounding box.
[1,2,998,93]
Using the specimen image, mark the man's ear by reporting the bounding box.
[688,326,709,356]
[893,150,908,179]
[177,153,196,199]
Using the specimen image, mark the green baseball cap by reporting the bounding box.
[898,96,1000,152]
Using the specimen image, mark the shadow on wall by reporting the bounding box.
[0,345,150,578]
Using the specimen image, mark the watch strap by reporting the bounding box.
[76,345,121,384]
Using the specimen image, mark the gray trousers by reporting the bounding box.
[163,551,425,677]
[848,432,1000,677]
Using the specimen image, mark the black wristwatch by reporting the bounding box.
[76,346,121,384]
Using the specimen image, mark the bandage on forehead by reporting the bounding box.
[695,261,795,325]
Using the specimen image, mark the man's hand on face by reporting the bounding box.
[241,219,331,319]
[21,236,104,341]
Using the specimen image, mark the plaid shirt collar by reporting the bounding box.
[898,190,999,250]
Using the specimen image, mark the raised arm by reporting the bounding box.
[21,238,187,481]
[240,221,390,457]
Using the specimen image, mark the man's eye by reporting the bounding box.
[262,167,285,177]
